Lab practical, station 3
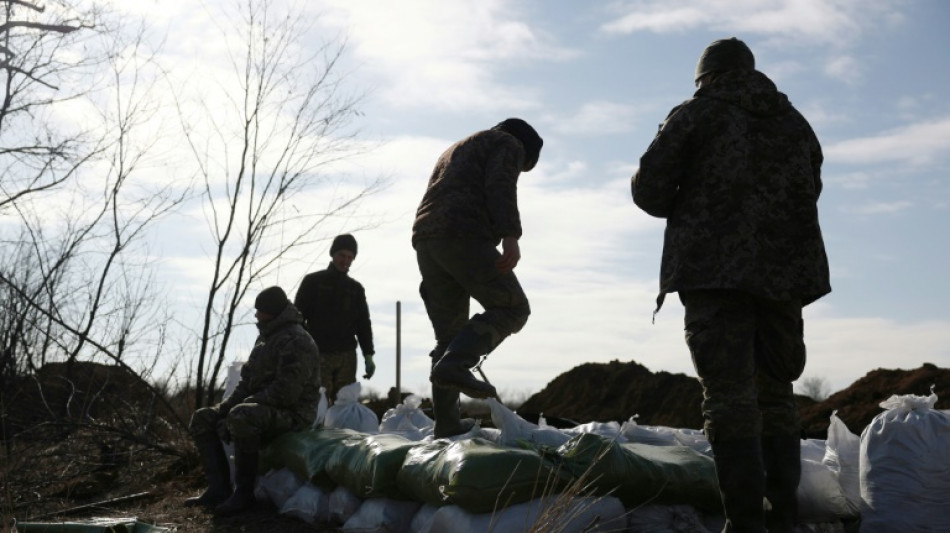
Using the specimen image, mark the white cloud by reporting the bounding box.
[826,117,950,166]
[840,201,913,215]
[824,54,861,84]
[545,100,640,136]
[316,0,576,111]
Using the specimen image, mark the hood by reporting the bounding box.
[696,69,791,118]
[257,302,304,337]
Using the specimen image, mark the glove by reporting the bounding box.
[362,353,375,379]
[216,418,231,443]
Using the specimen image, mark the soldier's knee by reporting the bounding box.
[189,406,222,437]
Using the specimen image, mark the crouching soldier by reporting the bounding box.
[184,286,321,516]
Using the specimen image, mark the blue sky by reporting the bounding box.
[119,0,949,400]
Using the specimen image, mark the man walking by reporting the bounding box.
[412,118,543,438]
[185,286,321,516]
[632,38,830,532]
[295,234,375,404]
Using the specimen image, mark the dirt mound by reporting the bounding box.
[518,360,950,439]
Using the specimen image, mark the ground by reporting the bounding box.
[3,360,948,531]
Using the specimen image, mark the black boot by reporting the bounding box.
[184,433,232,508]
[431,383,476,438]
[430,324,497,399]
[215,436,260,516]
[763,434,801,533]
[711,437,766,533]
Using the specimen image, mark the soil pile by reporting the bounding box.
[517,360,950,438]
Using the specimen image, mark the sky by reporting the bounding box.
[107,0,949,402]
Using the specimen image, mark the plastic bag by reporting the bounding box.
[324,382,380,433]
[379,394,434,440]
[279,482,331,525]
[342,498,422,533]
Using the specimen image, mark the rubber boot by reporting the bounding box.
[430,324,497,399]
[215,436,260,516]
[184,433,232,508]
[431,382,476,438]
[711,437,766,533]
[763,434,801,533]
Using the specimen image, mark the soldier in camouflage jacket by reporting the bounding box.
[413,118,542,438]
[632,38,830,532]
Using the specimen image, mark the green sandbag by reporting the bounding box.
[325,433,418,499]
[258,427,365,488]
[553,432,722,512]
[396,437,571,514]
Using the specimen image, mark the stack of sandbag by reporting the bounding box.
[859,389,950,531]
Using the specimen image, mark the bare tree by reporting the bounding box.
[797,375,832,402]
[175,0,381,408]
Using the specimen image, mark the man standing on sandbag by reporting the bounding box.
[412,118,542,438]
[185,286,321,516]
[632,38,830,532]
[294,233,376,405]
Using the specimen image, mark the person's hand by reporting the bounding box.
[216,418,231,443]
[363,353,375,379]
[496,236,521,272]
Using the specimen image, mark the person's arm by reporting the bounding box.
[293,275,315,321]
[246,335,313,408]
[484,139,524,242]
[632,103,691,218]
[354,285,375,378]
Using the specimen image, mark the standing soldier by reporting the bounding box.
[632,38,830,532]
[185,286,321,516]
[295,234,375,404]
[412,118,543,438]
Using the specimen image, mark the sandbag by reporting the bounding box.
[419,496,627,533]
[379,394,434,441]
[279,482,332,525]
[258,427,365,488]
[325,381,380,433]
[396,437,571,513]
[342,497,422,532]
[859,389,950,532]
[326,432,418,499]
[550,432,722,513]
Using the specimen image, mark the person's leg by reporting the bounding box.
[754,297,806,532]
[681,289,765,533]
[422,239,530,398]
[185,407,232,508]
[214,403,297,516]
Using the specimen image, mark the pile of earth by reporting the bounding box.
[515,359,950,439]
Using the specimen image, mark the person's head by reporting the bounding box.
[254,286,288,323]
[329,233,357,273]
[694,37,755,87]
[492,118,543,172]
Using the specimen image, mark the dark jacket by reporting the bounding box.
[412,129,525,246]
[219,303,321,425]
[633,69,830,307]
[294,263,374,355]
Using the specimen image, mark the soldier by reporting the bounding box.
[632,38,830,532]
[412,118,542,438]
[185,286,321,516]
[294,234,375,405]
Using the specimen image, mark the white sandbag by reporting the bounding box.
[672,428,711,455]
[407,503,439,532]
[799,438,826,464]
[379,394,434,440]
[329,485,363,525]
[821,411,861,515]
[422,496,627,533]
[566,420,622,440]
[342,497,422,533]
[255,467,304,509]
[487,398,571,447]
[859,389,950,532]
[797,458,853,522]
[324,382,379,433]
[313,386,328,428]
[620,416,681,446]
[626,504,711,532]
[279,482,331,525]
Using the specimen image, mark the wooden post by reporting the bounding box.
[396,300,401,401]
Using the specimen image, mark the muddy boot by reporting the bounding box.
[430,325,497,399]
[711,437,766,533]
[215,436,260,517]
[431,383,476,438]
[763,434,801,533]
[184,433,232,508]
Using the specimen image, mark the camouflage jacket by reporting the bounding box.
[294,263,374,355]
[219,303,321,426]
[632,69,830,308]
[412,129,525,246]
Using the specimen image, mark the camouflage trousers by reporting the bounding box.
[189,402,304,443]
[415,238,531,358]
[321,350,357,405]
[679,289,805,442]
